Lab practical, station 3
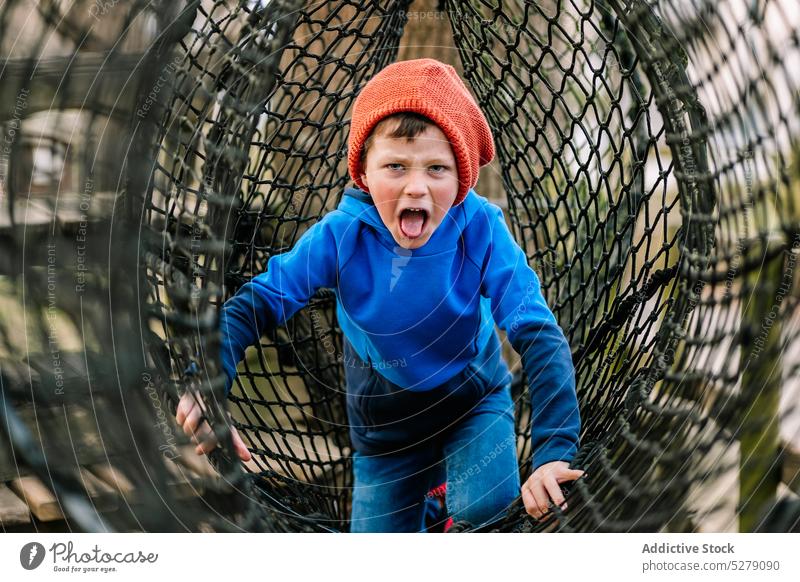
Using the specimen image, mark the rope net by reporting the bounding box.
[1,0,798,532]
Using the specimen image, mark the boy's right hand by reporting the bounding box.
[175,391,252,462]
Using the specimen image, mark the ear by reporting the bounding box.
[360,173,368,188]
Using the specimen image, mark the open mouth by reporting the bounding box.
[398,207,429,239]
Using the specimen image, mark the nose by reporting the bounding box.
[402,168,429,198]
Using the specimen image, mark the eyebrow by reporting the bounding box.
[377,154,453,165]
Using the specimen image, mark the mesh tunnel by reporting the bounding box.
[1,0,799,533]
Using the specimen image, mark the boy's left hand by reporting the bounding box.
[521,461,584,519]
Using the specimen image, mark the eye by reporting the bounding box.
[386,163,404,171]
[429,165,447,173]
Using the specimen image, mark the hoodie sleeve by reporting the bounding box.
[219,216,339,395]
[478,204,580,470]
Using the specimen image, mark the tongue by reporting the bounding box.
[399,209,425,238]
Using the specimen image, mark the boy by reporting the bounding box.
[176,58,583,532]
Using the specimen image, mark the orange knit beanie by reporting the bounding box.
[348,58,495,206]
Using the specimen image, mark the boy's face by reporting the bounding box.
[360,123,459,250]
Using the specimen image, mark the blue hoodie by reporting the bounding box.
[220,187,580,468]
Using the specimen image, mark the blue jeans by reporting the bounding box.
[346,334,520,532]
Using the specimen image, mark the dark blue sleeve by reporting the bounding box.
[219,217,339,395]
[219,282,276,395]
[478,204,580,470]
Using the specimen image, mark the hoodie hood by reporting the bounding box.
[337,186,484,254]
